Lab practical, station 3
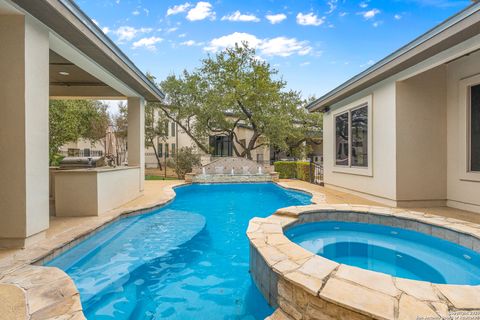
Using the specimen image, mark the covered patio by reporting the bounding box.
[0,0,164,248]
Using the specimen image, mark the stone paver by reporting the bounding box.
[394,277,438,301]
[335,264,400,297]
[435,284,480,309]
[0,284,27,320]
[397,294,438,320]
[320,277,396,320]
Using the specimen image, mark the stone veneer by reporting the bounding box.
[186,156,280,183]
[248,203,480,320]
[186,172,280,183]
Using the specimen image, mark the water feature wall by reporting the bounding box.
[185,157,279,183]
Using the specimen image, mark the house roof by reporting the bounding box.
[307,2,480,112]
[11,0,164,102]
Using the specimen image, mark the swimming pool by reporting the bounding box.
[286,221,480,285]
[46,183,311,319]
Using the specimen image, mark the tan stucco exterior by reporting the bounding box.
[321,32,480,213]
[0,15,50,247]
[54,167,141,216]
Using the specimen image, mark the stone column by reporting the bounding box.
[127,97,145,191]
[0,16,50,248]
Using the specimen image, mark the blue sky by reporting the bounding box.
[78,0,471,100]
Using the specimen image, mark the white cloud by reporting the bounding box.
[372,21,382,27]
[261,37,312,57]
[394,14,402,20]
[186,2,215,21]
[296,12,324,26]
[92,19,99,26]
[221,11,260,22]
[180,40,197,46]
[102,27,110,34]
[359,2,368,8]
[166,27,179,33]
[362,9,380,20]
[167,3,191,16]
[339,12,348,17]
[114,26,152,43]
[204,32,262,52]
[300,61,311,67]
[265,13,287,24]
[132,36,163,50]
[178,33,187,38]
[132,10,140,16]
[204,32,313,58]
[144,8,150,16]
[326,0,338,14]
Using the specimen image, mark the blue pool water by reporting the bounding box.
[46,183,311,319]
[286,221,480,285]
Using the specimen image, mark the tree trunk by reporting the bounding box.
[150,137,162,170]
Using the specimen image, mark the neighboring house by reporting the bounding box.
[307,3,480,213]
[145,110,272,167]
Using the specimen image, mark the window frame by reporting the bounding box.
[332,95,373,177]
[459,74,480,182]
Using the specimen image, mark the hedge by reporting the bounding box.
[274,161,312,182]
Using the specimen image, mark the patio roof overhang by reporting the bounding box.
[307,2,480,112]
[9,0,164,102]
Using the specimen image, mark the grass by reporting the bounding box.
[145,175,179,181]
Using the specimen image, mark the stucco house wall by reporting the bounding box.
[395,65,447,206]
[323,81,398,205]
[446,50,480,213]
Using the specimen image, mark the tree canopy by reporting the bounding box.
[49,99,110,164]
[157,43,322,160]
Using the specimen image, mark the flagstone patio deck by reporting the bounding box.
[0,179,479,320]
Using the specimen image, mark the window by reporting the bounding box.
[209,135,232,156]
[164,121,169,136]
[351,106,368,167]
[334,104,369,168]
[335,113,349,166]
[165,143,169,158]
[171,143,176,156]
[470,84,480,172]
[159,144,163,157]
[171,122,176,137]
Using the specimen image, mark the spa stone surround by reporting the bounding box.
[248,204,480,320]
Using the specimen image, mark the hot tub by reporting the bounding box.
[248,203,480,320]
[286,221,480,285]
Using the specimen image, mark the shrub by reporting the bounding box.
[274,161,297,179]
[296,162,311,182]
[173,147,201,179]
[274,161,312,182]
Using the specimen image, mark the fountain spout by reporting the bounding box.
[258,166,262,174]
[231,168,234,175]
[202,167,206,176]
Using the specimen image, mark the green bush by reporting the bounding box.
[296,162,311,182]
[274,161,312,182]
[274,161,297,179]
[173,147,201,179]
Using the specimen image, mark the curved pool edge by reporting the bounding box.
[0,180,189,320]
[248,204,480,320]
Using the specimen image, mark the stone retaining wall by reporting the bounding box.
[248,204,480,320]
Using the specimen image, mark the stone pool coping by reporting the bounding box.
[248,204,480,320]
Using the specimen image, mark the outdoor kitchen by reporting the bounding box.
[50,157,142,217]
